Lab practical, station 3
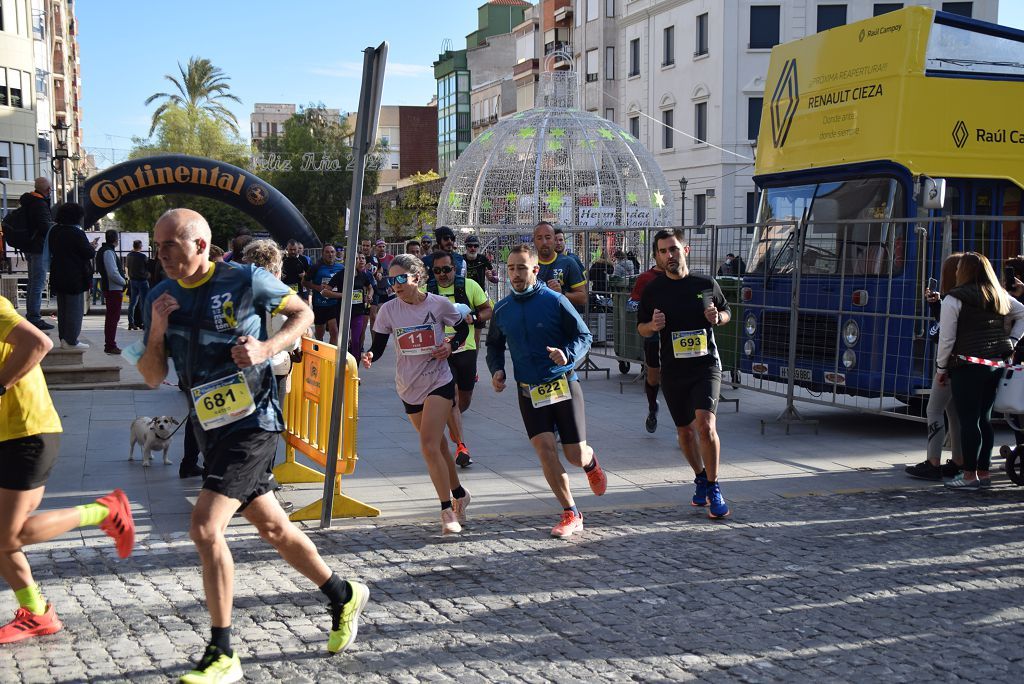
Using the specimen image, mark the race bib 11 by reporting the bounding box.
[395,324,437,356]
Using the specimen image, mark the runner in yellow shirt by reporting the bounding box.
[0,295,135,644]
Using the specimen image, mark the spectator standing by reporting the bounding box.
[938,252,1024,489]
[19,177,54,330]
[47,203,94,349]
[281,240,311,302]
[717,253,746,276]
[613,251,635,279]
[405,240,422,258]
[125,240,149,331]
[95,229,126,355]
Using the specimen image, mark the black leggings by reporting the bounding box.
[950,364,1002,472]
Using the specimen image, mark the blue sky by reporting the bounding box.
[78,1,1024,170]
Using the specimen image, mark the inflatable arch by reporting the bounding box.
[81,154,321,247]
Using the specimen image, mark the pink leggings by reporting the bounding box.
[349,314,368,358]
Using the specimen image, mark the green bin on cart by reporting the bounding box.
[611,279,644,374]
[714,276,743,382]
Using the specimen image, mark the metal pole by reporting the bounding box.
[320,42,388,529]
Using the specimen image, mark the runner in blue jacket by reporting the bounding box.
[486,244,607,539]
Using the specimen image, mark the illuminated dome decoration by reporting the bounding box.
[436,58,673,232]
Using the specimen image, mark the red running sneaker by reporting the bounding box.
[585,457,607,496]
[551,511,584,539]
[0,605,62,644]
[97,488,135,558]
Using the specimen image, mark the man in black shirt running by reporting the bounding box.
[638,228,731,519]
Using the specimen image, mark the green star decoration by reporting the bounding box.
[627,191,639,205]
[620,131,636,142]
[448,191,462,209]
[546,188,565,213]
[504,144,517,154]
[481,198,493,211]
[506,192,518,204]
[517,127,536,139]
[546,140,563,152]
[478,130,494,143]
[652,190,665,208]
[549,127,566,138]
[578,139,596,150]
[597,128,615,140]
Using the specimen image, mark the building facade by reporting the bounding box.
[250,103,297,146]
[347,105,439,193]
[0,0,83,208]
[603,0,997,227]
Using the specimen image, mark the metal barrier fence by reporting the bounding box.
[274,336,379,521]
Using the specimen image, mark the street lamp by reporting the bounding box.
[678,176,688,226]
[52,120,71,201]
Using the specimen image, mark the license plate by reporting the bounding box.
[780,367,813,382]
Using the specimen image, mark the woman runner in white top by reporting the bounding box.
[361,254,473,535]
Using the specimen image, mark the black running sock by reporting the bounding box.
[565,505,580,517]
[441,500,453,511]
[645,381,660,413]
[583,456,598,472]
[451,486,467,499]
[210,626,232,657]
[696,468,707,479]
[319,572,352,606]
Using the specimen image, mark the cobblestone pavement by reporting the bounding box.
[1,488,1022,683]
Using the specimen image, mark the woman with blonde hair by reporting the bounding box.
[936,251,1024,489]
[906,253,964,481]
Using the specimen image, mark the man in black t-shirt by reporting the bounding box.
[281,240,311,302]
[638,228,731,519]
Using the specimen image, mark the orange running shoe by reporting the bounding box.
[0,605,62,644]
[97,488,135,559]
[550,511,584,539]
[585,457,607,496]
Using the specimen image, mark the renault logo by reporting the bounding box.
[770,58,800,149]
[952,120,969,149]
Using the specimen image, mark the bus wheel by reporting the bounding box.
[618,361,630,374]
[1007,448,1024,486]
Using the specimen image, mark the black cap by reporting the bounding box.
[465,235,480,245]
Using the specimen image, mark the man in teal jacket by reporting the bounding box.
[486,244,606,539]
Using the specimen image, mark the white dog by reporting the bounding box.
[129,416,180,467]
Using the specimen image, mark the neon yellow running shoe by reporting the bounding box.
[179,645,242,684]
[328,581,370,653]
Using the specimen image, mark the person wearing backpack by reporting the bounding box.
[47,203,95,349]
[12,178,55,330]
[95,229,126,354]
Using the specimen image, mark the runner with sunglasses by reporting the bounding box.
[361,255,473,535]
[427,252,492,468]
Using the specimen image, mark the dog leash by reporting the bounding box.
[166,415,190,439]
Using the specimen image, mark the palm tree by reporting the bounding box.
[144,57,242,136]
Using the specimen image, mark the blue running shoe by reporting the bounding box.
[707,481,730,519]
[691,472,709,507]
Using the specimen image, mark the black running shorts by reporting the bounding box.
[643,335,660,369]
[313,304,340,326]
[402,379,457,415]
[202,429,279,510]
[447,350,478,392]
[516,379,587,443]
[661,366,721,427]
[0,434,60,490]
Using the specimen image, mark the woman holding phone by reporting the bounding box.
[906,254,964,481]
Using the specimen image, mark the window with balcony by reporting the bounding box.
[662,109,674,149]
[817,4,847,32]
[586,48,599,82]
[629,115,640,138]
[941,2,972,17]
[873,3,902,16]
[749,5,780,49]
[663,26,675,66]
[748,97,763,141]
[629,38,640,76]
[694,101,707,144]
[695,13,708,56]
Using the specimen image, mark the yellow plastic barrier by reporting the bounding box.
[274,336,380,521]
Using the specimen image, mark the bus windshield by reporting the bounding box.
[748,178,903,276]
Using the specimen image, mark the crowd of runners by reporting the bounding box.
[0,210,737,682]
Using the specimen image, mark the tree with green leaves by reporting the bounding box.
[145,57,242,137]
[381,171,441,242]
[255,104,379,243]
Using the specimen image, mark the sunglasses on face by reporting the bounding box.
[432,266,453,274]
[387,274,412,286]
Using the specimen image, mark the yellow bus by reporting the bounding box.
[743,6,1023,410]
